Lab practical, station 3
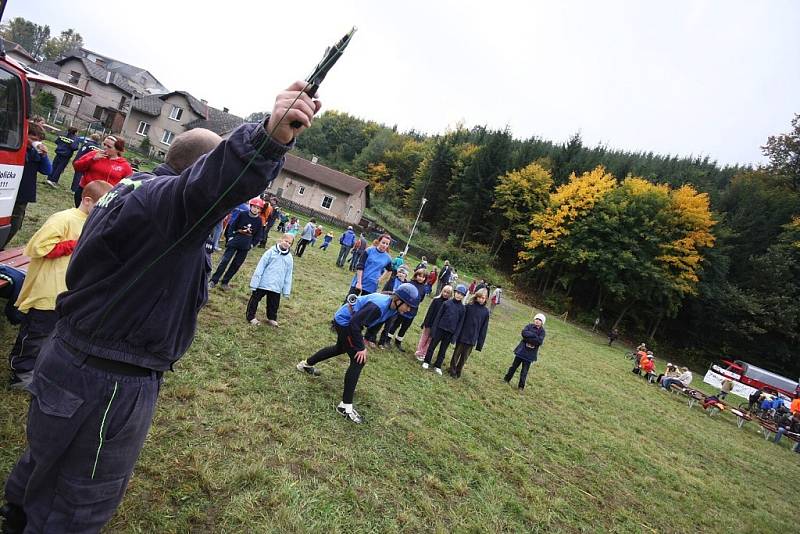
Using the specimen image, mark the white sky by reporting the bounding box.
[11,0,800,166]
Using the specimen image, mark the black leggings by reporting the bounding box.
[307,324,365,404]
[424,329,454,368]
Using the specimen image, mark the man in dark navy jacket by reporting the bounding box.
[46,126,80,187]
[0,81,320,534]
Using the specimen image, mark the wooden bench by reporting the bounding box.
[701,399,753,428]
[0,247,30,290]
[669,384,707,408]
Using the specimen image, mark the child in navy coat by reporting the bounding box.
[504,313,546,390]
[415,284,452,361]
[422,284,467,375]
[210,198,264,290]
[447,287,490,378]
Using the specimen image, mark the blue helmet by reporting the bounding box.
[455,284,468,296]
[393,283,420,309]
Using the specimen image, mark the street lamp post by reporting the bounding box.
[404,197,427,257]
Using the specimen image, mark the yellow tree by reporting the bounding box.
[519,165,617,293]
[492,161,553,256]
[656,184,716,295]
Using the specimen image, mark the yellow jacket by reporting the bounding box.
[15,208,87,312]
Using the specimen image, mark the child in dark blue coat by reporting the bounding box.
[504,313,546,390]
[415,285,452,361]
[447,287,490,378]
[423,284,467,376]
[210,198,264,290]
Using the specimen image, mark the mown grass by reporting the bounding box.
[2,160,799,533]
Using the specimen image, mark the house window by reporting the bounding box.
[69,71,81,85]
[61,93,73,107]
[297,186,305,196]
[161,130,175,145]
[136,121,150,136]
[168,105,183,121]
[93,105,104,119]
[118,95,127,111]
[321,195,334,210]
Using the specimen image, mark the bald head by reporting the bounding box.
[165,128,222,173]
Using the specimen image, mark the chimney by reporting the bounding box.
[201,99,207,105]
[223,107,229,113]
[311,155,319,164]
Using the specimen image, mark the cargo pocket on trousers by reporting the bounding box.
[44,474,126,533]
[28,372,84,418]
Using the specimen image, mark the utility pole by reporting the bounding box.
[403,197,427,257]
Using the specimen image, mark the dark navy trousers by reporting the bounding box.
[504,356,532,389]
[211,246,249,284]
[4,335,161,533]
[424,330,454,369]
[8,309,58,374]
[48,154,72,184]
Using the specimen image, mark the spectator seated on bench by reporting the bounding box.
[661,367,692,391]
[771,413,800,452]
[639,352,656,383]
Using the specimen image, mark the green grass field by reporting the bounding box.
[2,162,799,533]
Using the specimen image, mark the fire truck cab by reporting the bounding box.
[0,48,89,248]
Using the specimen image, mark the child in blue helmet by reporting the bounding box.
[422,284,467,376]
[296,283,419,423]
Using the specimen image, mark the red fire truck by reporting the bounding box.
[0,7,90,247]
[704,359,799,400]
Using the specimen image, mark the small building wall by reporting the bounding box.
[266,170,366,224]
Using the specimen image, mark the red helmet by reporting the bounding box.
[249,197,265,208]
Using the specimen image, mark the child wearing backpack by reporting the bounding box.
[504,313,546,390]
[447,287,490,378]
[422,284,467,376]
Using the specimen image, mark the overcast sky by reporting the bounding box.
[11,0,800,166]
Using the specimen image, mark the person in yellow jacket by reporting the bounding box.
[7,180,112,389]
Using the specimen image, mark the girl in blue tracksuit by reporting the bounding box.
[504,313,546,390]
[423,284,468,375]
[246,233,294,326]
[447,287,491,378]
[348,233,392,298]
[296,284,419,424]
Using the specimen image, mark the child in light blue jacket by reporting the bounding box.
[246,233,294,326]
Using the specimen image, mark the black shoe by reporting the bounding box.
[394,340,405,352]
[0,503,27,534]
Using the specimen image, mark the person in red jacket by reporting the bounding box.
[72,135,133,188]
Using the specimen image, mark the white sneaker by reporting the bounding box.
[434,367,443,376]
[336,405,364,424]
[296,360,320,376]
[267,319,279,327]
[422,362,429,370]
[249,318,260,325]
[415,354,425,362]
[45,180,58,188]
